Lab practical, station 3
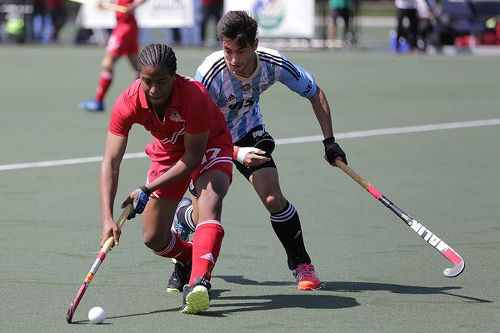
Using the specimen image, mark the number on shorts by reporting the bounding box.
[201,148,221,164]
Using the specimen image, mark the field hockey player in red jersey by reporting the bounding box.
[99,43,233,314]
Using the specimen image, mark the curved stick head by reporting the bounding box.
[443,259,465,278]
[66,303,75,323]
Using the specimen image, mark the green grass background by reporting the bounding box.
[1,45,499,332]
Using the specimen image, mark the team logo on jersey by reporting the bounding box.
[168,108,184,122]
[242,84,251,94]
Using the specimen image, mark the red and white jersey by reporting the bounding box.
[109,75,232,162]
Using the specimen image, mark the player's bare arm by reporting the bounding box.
[99,132,128,246]
[308,85,334,139]
[308,85,347,166]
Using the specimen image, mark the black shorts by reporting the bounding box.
[332,8,350,27]
[234,126,276,180]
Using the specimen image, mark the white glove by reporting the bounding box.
[234,146,260,164]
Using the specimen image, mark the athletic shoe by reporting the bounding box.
[181,276,211,314]
[79,98,104,112]
[174,197,193,240]
[167,260,192,293]
[292,263,320,290]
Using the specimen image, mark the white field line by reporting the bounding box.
[1,118,499,172]
[275,118,500,145]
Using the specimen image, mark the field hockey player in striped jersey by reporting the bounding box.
[168,10,347,292]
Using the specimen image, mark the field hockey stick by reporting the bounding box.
[335,159,465,278]
[69,0,128,13]
[66,204,132,323]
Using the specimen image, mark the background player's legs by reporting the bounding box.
[341,9,350,42]
[96,54,119,103]
[79,53,119,112]
[396,9,406,52]
[329,10,338,42]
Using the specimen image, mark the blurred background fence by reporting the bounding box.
[1,0,500,54]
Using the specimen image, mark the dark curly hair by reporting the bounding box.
[217,11,258,48]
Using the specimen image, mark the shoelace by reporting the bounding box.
[294,264,316,278]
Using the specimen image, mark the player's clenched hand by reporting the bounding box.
[101,217,121,247]
[234,146,270,167]
[323,137,347,166]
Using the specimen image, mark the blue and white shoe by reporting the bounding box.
[174,197,193,240]
[79,98,104,112]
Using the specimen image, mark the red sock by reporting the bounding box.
[95,70,113,102]
[190,220,224,284]
[152,230,192,265]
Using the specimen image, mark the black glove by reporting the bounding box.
[323,137,347,165]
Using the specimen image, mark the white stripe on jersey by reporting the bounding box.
[195,47,317,143]
[199,156,233,174]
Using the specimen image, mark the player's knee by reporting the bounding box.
[102,63,113,72]
[263,194,286,213]
[143,231,168,251]
[197,184,225,212]
[142,234,156,249]
[101,57,114,71]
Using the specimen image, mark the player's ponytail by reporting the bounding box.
[138,43,177,75]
